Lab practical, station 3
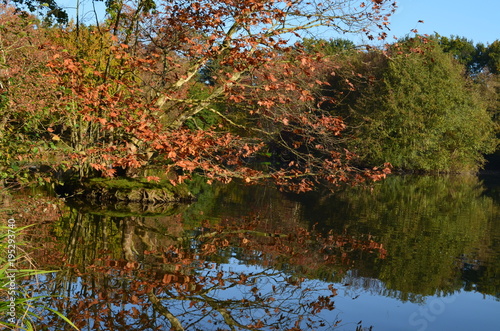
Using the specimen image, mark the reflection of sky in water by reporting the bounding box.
[198,258,500,331]
[30,258,500,330]
[321,280,500,331]
[206,258,498,330]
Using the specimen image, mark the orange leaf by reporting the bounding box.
[146,176,161,183]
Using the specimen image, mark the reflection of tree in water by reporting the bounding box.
[32,208,385,330]
[19,174,500,329]
[300,174,500,301]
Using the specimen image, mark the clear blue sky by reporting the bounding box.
[386,0,500,45]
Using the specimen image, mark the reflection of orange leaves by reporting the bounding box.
[328,284,338,296]
[77,300,86,311]
[201,243,217,255]
[249,320,264,328]
[379,248,387,259]
[162,274,174,284]
[130,307,140,318]
[126,261,139,269]
[130,295,140,304]
[238,274,248,284]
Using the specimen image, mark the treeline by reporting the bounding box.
[0,1,498,192]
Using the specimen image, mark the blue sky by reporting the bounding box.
[386,0,500,45]
[60,0,499,45]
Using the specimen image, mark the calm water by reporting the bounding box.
[19,174,500,330]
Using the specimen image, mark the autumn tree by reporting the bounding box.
[0,5,68,184]
[32,0,396,191]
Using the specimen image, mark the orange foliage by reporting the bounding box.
[0,0,394,191]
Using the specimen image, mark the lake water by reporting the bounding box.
[13,173,500,330]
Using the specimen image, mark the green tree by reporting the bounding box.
[436,35,478,72]
[302,38,356,55]
[435,35,500,75]
[333,37,498,172]
[7,0,68,23]
[484,40,500,74]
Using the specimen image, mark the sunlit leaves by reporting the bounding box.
[0,0,396,191]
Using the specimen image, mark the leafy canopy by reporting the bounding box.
[328,36,498,172]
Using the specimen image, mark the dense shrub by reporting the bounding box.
[330,37,498,172]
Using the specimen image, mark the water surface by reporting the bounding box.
[19,174,500,330]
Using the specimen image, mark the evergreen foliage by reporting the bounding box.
[330,37,498,172]
[302,38,356,55]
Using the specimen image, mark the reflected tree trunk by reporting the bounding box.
[121,219,137,262]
